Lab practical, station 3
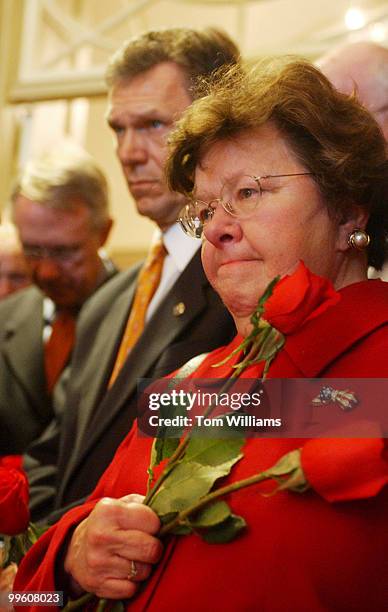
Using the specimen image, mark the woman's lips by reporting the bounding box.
[219,258,259,268]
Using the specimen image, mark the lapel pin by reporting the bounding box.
[173,302,186,316]
[311,385,359,411]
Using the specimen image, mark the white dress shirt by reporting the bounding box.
[146,222,200,322]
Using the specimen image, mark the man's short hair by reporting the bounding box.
[11,147,110,230]
[105,27,240,98]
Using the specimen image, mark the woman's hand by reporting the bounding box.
[64,494,162,600]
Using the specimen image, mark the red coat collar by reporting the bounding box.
[281,280,388,377]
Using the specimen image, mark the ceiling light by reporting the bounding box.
[345,7,366,30]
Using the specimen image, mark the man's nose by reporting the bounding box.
[33,258,62,281]
[117,129,148,165]
[203,202,243,247]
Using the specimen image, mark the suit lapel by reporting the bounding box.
[69,251,209,473]
[71,277,138,454]
[1,289,48,413]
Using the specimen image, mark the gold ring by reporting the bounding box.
[128,559,138,580]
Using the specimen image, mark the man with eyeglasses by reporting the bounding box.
[24,28,238,523]
[0,148,116,454]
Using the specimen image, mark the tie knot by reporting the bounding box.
[146,240,167,267]
[54,311,76,325]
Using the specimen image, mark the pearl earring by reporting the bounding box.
[347,229,370,251]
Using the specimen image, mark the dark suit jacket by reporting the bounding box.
[0,287,51,454]
[0,263,118,455]
[26,250,235,521]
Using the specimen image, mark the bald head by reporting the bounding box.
[318,42,388,140]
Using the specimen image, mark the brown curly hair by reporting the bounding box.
[167,57,388,268]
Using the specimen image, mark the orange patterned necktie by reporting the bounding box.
[44,311,76,394]
[109,240,167,386]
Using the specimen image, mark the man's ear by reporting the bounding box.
[98,218,114,247]
[336,205,369,252]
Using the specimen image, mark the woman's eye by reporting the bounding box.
[238,187,258,200]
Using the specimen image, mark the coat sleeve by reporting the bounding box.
[301,426,388,502]
[14,427,140,608]
[13,500,97,611]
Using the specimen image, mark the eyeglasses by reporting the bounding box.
[178,172,312,238]
[22,244,86,265]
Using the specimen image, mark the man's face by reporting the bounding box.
[106,62,192,229]
[0,248,31,299]
[13,196,110,310]
[319,54,388,141]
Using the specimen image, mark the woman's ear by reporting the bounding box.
[335,205,370,252]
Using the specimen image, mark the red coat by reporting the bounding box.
[15,281,388,611]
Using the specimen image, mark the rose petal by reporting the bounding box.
[263,261,340,335]
[0,463,30,535]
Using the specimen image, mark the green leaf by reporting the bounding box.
[189,501,231,528]
[27,522,49,543]
[256,275,280,310]
[148,386,191,468]
[110,602,125,612]
[260,449,309,495]
[1,535,12,567]
[184,437,244,466]
[263,449,302,477]
[150,436,180,469]
[159,511,178,525]
[150,457,240,516]
[169,523,193,536]
[62,592,95,611]
[200,514,246,544]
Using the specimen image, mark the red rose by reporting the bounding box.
[0,455,30,535]
[263,261,340,335]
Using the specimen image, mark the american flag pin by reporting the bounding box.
[311,386,359,411]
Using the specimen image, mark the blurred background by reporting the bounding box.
[1,0,387,267]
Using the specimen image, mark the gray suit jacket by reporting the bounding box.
[0,287,51,454]
[26,250,235,521]
[0,262,118,455]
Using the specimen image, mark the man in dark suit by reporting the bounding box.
[0,148,115,454]
[25,28,239,521]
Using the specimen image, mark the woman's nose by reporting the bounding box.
[203,203,242,247]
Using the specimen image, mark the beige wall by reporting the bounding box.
[0,0,23,218]
[0,1,154,268]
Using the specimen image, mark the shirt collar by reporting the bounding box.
[43,297,56,324]
[153,222,200,272]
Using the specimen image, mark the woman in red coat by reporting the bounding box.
[15,58,388,611]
